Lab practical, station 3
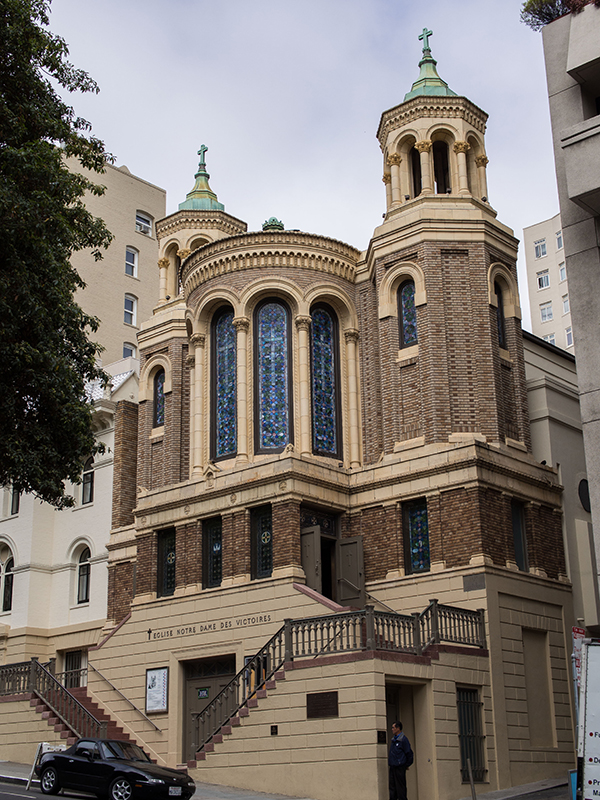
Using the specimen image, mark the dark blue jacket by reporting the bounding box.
[388,732,413,768]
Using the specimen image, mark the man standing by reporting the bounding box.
[389,720,413,800]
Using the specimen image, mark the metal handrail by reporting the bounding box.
[87,663,162,732]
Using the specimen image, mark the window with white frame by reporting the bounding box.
[77,547,91,604]
[124,294,137,326]
[135,212,152,236]
[562,294,570,314]
[125,247,138,277]
[123,342,137,359]
[82,457,94,505]
[566,326,573,347]
[536,270,550,289]
[543,333,556,345]
[556,230,563,250]
[540,301,553,322]
[559,262,567,282]
[534,239,547,259]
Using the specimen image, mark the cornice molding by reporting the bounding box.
[377,95,488,145]
[155,209,247,241]
[181,231,361,297]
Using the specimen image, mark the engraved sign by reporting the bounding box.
[306,691,338,719]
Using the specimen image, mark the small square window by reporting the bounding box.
[536,270,549,290]
[556,230,563,250]
[543,333,556,345]
[566,326,573,347]
[559,262,567,282]
[124,295,137,326]
[125,247,138,277]
[135,213,152,236]
[562,294,569,314]
[534,239,547,259]
[540,301,553,323]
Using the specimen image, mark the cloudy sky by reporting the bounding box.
[48,0,559,329]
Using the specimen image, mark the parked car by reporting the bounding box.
[35,738,196,800]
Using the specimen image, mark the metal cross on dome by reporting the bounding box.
[197,144,208,168]
[419,27,433,53]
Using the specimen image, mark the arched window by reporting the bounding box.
[77,547,91,604]
[494,281,507,349]
[153,369,165,427]
[2,555,14,612]
[310,305,341,458]
[82,457,94,505]
[124,294,137,326]
[211,307,237,460]
[255,300,292,453]
[410,147,422,197]
[433,141,450,194]
[398,280,418,348]
[123,342,137,359]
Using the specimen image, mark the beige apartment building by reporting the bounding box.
[524,213,574,352]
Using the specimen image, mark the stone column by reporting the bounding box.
[295,315,312,457]
[174,249,191,298]
[387,153,402,206]
[186,353,195,478]
[158,258,169,303]
[345,329,361,468]
[190,333,205,477]
[233,317,250,464]
[454,141,471,195]
[475,155,489,200]
[415,140,433,195]
[382,173,392,211]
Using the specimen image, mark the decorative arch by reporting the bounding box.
[488,263,521,320]
[304,285,358,331]
[0,536,18,566]
[139,354,173,402]
[191,286,241,333]
[66,537,95,563]
[378,262,427,319]
[187,235,211,252]
[239,276,302,320]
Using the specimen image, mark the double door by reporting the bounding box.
[301,525,365,606]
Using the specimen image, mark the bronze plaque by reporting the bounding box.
[306,691,339,719]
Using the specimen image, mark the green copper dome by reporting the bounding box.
[262,217,284,231]
[178,145,225,212]
[404,28,457,101]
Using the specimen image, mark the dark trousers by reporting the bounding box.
[389,765,407,800]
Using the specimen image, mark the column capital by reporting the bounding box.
[344,328,360,344]
[177,248,191,260]
[232,316,250,332]
[190,333,206,348]
[475,154,489,168]
[387,153,402,166]
[295,315,312,332]
[414,140,432,154]
[453,141,470,154]
[382,172,391,185]
[158,257,169,270]
[185,354,195,369]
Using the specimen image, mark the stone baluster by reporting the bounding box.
[158,258,169,303]
[475,155,489,201]
[387,153,402,206]
[453,141,471,195]
[415,140,433,195]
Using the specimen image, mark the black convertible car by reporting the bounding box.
[35,738,196,800]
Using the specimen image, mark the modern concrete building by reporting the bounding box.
[542,1,600,616]
[523,213,574,352]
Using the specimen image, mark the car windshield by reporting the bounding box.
[101,741,150,761]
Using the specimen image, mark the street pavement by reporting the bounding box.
[0,759,570,800]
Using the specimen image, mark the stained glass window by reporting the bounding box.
[213,309,237,459]
[203,517,222,588]
[494,281,506,349]
[256,301,290,452]
[153,369,165,427]
[252,506,272,579]
[404,500,430,574]
[310,306,340,457]
[157,529,176,597]
[398,280,418,348]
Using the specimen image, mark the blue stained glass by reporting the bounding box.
[408,503,430,573]
[258,303,289,450]
[400,281,418,347]
[215,311,237,457]
[311,307,337,455]
[154,370,165,427]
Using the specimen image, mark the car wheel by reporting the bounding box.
[109,777,133,800]
[40,766,61,795]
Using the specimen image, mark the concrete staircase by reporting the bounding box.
[189,667,286,768]
[29,694,77,745]
[69,687,133,741]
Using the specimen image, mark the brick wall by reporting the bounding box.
[273,500,302,569]
[112,401,139,529]
[107,560,134,622]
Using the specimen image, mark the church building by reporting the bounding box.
[85,32,575,800]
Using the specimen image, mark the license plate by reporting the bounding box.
[169,789,182,796]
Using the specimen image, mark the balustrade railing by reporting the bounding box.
[0,660,30,695]
[194,600,486,756]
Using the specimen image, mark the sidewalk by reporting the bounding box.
[0,758,568,800]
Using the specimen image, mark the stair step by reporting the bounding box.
[211,734,223,744]
[247,698,258,708]
[204,743,214,753]
[54,723,68,732]
[256,689,267,699]
[266,680,276,689]
[274,671,285,681]
[221,725,232,735]
[230,717,241,726]
[187,760,197,769]
[239,708,249,717]
[194,752,206,761]
[60,729,73,739]
[41,711,52,720]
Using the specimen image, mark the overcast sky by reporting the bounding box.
[48,0,560,330]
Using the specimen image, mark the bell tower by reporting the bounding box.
[363,29,527,458]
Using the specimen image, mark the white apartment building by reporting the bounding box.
[524,212,574,352]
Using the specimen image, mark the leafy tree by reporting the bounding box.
[0,0,113,509]
[521,0,600,30]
